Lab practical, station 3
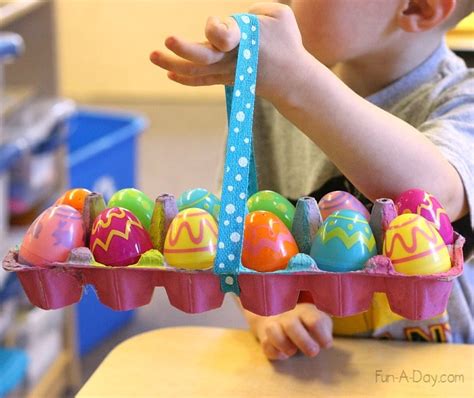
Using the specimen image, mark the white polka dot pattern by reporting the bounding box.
[215,14,260,294]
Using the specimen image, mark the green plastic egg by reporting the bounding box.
[247,190,296,229]
[107,188,154,230]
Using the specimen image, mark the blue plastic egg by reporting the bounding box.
[177,188,221,221]
[310,209,377,272]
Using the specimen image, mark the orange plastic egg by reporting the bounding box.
[242,211,299,272]
[19,205,85,267]
[55,188,92,213]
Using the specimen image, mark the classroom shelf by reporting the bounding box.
[0,0,43,28]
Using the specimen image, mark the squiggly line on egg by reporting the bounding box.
[390,243,447,264]
[167,218,218,246]
[320,227,375,250]
[319,191,348,209]
[91,217,144,252]
[384,224,440,257]
[55,208,82,221]
[182,193,212,208]
[245,237,296,258]
[92,208,143,234]
[416,194,449,229]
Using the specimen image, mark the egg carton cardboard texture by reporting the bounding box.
[2,233,464,320]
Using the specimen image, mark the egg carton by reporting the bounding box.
[1,233,464,320]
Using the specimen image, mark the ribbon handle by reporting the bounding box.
[214,14,260,294]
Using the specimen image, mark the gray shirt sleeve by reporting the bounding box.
[419,75,474,231]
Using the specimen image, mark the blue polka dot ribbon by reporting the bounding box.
[215,13,259,294]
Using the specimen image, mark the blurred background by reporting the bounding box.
[0,1,472,396]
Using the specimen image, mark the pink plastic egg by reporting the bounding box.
[318,191,370,221]
[90,207,153,266]
[19,205,85,267]
[395,189,454,245]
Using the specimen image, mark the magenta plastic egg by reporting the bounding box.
[19,205,85,267]
[90,207,153,266]
[318,191,370,221]
[395,189,454,245]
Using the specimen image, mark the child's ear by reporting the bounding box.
[397,0,456,32]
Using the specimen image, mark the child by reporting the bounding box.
[150,0,474,359]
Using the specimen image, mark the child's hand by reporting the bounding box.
[246,303,333,360]
[149,2,307,104]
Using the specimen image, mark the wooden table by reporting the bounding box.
[78,327,473,397]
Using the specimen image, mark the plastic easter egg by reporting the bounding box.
[395,188,454,245]
[55,188,92,213]
[310,209,376,272]
[108,188,154,230]
[247,190,296,230]
[318,191,370,221]
[383,213,451,275]
[164,208,218,270]
[242,211,299,272]
[177,188,221,221]
[287,253,318,272]
[90,207,153,267]
[19,205,85,267]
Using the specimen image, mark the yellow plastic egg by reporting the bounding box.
[383,213,451,275]
[163,208,218,270]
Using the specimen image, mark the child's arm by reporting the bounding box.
[242,303,333,360]
[150,3,468,221]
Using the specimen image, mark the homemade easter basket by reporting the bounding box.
[2,14,465,320]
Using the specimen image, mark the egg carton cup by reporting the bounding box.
[1,233,464,320]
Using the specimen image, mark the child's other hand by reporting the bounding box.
[149,3,306,103]
[247,303,333,361]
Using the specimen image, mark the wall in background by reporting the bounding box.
[55,0,472,102]
[55,0,253,102]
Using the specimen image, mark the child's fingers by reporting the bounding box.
[260,338,289,361]
[282,320,320,357]
[300,311,333,349]
[167,71,233,87]
[150,51,226,76]
[205,16,240,52]
[264,322,298,357]
[249,2,292,19]
[164,36,227,65]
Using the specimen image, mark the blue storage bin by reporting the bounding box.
[67,108,147,356]
[0,348,28,397]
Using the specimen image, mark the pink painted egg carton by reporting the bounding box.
[1,232,464,320]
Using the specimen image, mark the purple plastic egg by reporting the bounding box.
[318,191,370,221]
[395,189,454,245]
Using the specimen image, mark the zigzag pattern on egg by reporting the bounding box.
[384,220,441,258]
[320,227,376,251]
[244,235,297,257]
[91,208,144,252]
[166,211,218,247]
[416,193,450,229]
[91,208,142,233]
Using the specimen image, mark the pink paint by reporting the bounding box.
[395,189,454,245]
[3,233,465,320]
